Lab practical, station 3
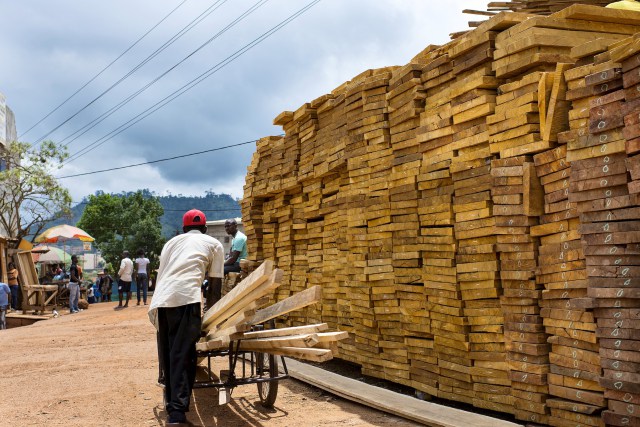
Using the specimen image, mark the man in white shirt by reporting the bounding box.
[148,209,224,426]
[134,249,150,306]
[117,250,134,308]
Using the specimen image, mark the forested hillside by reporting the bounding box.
[45,190,241,238]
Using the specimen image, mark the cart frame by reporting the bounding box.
[194,326,289,407]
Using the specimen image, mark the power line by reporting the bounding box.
[21,0,188,141]
[60,0,322,166]
[30,0,230,147]
[57,0,270,151]
[57,138,258,179]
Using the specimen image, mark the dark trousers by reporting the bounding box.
[9,285,18,310]
[224,262,240,275]
[136,273,148,303]
[157,303,201,415]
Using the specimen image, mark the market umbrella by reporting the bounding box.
[35,224,95,243]
[31,245,72,264]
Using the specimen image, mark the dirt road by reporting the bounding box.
[0,302,420,426]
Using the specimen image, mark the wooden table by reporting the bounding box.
[21,285,59,314]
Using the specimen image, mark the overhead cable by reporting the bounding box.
[20,0,188,141]
[61,0,321,166]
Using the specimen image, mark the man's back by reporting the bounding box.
[151,230,224,311]
[119,258,133,281]
[232,230,248,260]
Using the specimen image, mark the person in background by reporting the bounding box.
[99,271,114,302]
[223,219,247,275]
[53,264,65,281]
[149,209,224,425]
[87,283,96,304]
[0,281,11,329]
[117,251,133,309]
[7,262,19,312]
[134,249,150,306]
[68,255,81,314]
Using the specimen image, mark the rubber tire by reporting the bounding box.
[255,352,278,407]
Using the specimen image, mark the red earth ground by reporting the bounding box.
[0,302,422,426]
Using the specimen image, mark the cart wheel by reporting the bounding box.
[255,352,278,407]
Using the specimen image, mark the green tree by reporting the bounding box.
[77,191,165,271]
[0,140,72,246]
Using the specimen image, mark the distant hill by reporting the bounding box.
[45,190,241,238]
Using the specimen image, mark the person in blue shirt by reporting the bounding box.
[0,281,11,329]
[223,219,247,275]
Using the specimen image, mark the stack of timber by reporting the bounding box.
[197,260,348,362]
[538,62,605,426]
[411,47,457,399]
[444,18,504,410]
[587,35,640,427]
[486,1,613,15]
[559,49,629,427]
[240,5,640,426]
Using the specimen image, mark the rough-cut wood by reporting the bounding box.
[543,63,574,142]
[242,323,330,339]
[251,285,322,325]
[202,261,274,329]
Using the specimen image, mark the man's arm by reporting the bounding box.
[224,250,240,266]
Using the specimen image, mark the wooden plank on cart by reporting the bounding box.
[202,260,274,329]
[250,285,323,325]
[242,323,330,339]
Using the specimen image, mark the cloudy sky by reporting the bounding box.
[1,0,488,203]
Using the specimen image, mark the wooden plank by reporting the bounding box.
[240,334,321,349]
[242,323,330,339]
[283,358,523,427]
[202,260,274,328]
[251,285,323,325]
[538,72,554,133]
[543,63,574,142]
[552,3,640,26]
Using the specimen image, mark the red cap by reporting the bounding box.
[183,209,206,227]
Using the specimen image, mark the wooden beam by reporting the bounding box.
[258,347,333,362]
[196,338,227,352]
[203,269,283,332]
[212,296,269,333]
[250,285,322,325]
[537,71,554,133]
[206,323,251,341]
[543,62,573,142]
[242,323,329,339]
[236,334,320,350]
[215,309,256,333]
[202,260,273,328]
[462,9,497,17]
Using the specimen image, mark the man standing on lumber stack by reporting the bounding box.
[148,209,224,426]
